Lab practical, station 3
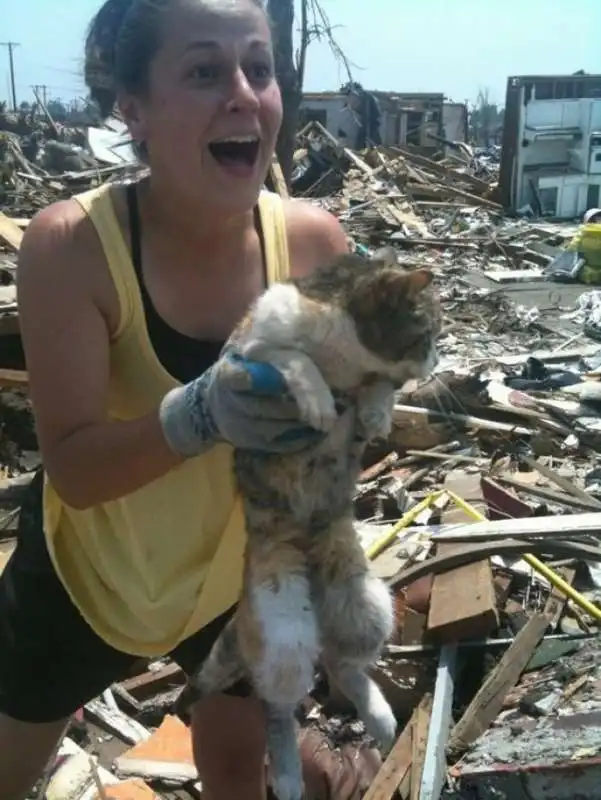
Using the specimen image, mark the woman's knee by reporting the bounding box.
[190,693,266,782]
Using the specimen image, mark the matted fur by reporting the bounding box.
[190,246,441,800]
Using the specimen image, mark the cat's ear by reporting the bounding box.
[372,245,398,267]
[380,268,433,301]
[403,268,433,298]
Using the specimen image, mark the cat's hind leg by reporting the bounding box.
[237,557,319,706]
[310,516,397,750]
[237,533,318,800]
[264,702,304,800]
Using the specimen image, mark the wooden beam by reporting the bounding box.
[410,694,432,800]
[390,536,601,589]
[447,612,550,758]
[362,714,414,800]
[428,510,601,543]
[0,368,28,389]
[427,473,498,643]
[0,211,23,251]
[544,566,576,632]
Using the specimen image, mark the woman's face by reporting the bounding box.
[123,0,282,214]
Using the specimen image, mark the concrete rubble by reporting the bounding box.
[2,115,601,800]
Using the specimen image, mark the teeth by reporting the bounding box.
[213,135,259,144]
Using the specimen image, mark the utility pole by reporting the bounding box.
[32,84,49,106]
[0,41,20,111]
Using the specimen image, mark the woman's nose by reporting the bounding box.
[225,68,261,113]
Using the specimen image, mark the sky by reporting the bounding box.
[2,0,601,110]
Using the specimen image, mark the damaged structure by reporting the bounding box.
[299,90,449,154]
[4,101,601,800]
[499,72,601,219]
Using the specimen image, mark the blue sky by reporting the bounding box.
[2,0,600,109]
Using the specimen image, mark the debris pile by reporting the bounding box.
[1,122,601,799]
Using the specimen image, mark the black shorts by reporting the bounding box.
[0,469,242,723]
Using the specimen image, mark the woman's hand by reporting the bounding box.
[159,351,326,457]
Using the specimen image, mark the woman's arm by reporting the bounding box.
[284,200,351,279]
[17,202,185,510]
[17,199,331,511]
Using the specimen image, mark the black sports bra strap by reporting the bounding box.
[126,183,143,277]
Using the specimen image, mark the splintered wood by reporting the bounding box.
[447,612,550,757]
[0,211,23,251]
[363,694,433,800]
[427,473,498,642]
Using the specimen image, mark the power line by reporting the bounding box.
[0,41,20,111]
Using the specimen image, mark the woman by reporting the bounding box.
[0,0,349,797]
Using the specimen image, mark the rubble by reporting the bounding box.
[2,117,601,800]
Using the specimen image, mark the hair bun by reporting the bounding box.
[84,0,136,112]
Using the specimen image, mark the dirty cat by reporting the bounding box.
[189,246,441,800]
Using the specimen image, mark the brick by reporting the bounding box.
[114,715,197,783]
[94,780,160,799]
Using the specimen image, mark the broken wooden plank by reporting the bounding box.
[520,455,601,510]
[544,566,577,632]
[85,697,150,745]
[410,694,432,800]
[447,612,550,758]
[427,473,498,643]
[362,713,414,800]
[390,536,601,589]
[393,403,533,437]
[0,211,24,251]
[484,269,544,283]
[498,474,601,512]
[0,369,28,390]
[429,511,601,542]
[117,661,185,700]
[496,344,601,367]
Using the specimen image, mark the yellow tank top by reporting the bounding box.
[43,183,291,657]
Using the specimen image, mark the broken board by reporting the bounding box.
[0,211,23,251]
[427,472,498,642]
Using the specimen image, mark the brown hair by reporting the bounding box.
[84,0,267,119]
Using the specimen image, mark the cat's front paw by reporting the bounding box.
[363,696,398,753]
[358,405,393,441]
[357,384,395,441]
[290,381,338,433]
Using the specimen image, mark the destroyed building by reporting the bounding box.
[299,90,450,155]
[442,102,469,148]
[499,72,601,219]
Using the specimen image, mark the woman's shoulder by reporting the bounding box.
[280,197,350,279]
[19,193,102,271]
[17,189,121,333]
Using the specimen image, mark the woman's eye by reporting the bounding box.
[188,64,221,81]
[247,63,273,82]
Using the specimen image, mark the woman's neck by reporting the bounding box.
[137,174,256,258]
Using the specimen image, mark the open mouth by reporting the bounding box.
[208,136,260,169]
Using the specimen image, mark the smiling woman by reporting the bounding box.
[0,0,350,798]
[86,0,281,211]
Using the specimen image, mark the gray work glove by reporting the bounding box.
[159,351,327,457]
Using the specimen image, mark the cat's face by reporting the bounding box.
[296,247,441,386]
[347,247,441,382]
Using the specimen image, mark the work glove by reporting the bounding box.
[159,351,327,457]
